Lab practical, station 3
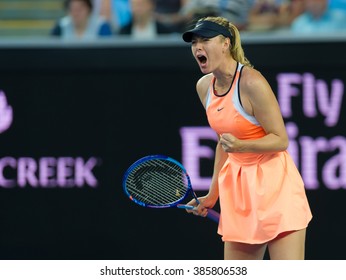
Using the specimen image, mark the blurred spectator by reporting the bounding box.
[154,0,191,32]
[51,0,113,39]
[291,0,346,33]
[95,0,132,32]
[119,0,174,39]
[247,0,304,31]
[181,0,253,31]
[247,0,284,31]
[218,0,254,29]
[329,0,346,10]
[280,0,305,27]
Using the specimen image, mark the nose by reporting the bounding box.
[194,40,203,50]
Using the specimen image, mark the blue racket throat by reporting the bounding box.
[123,155,220,223]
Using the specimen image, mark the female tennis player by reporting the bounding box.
[182,16,312,260]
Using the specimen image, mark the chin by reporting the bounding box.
[199,65,211,74]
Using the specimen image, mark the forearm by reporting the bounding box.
[239,133,288,153]
[208,141,228,201]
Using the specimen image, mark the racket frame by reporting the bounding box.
[123,155,220,223]
[122,155,193,208]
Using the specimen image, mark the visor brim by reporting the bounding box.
[182,29,220,42]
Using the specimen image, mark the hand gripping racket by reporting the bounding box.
[122,155,219,223]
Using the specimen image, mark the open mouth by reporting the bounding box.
[197,54,207,65]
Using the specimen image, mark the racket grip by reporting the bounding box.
[177,204,195,210]
[177,204,220,223]
[206,209,220,223]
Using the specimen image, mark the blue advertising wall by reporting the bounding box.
[0,36,345,260]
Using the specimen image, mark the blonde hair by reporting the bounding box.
[197,16,253,68]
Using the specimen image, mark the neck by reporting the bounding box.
[213,59,237,89]
[134,16,151,29]
[74,19,88,32]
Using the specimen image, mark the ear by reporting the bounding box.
[222,37,231,52]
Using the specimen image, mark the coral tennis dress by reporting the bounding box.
[206,62,312,244]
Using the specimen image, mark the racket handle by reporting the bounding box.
[177,204,195,210]
[177,204,220,223]
[206,209,220,223]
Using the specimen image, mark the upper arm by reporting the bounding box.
[196,74,212,109]
[240,68,287,140]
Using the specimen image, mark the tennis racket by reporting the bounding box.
[122,155,219,223]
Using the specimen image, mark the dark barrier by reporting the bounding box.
[0,36,345,260]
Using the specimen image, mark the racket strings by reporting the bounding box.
[126,159,189,206]
[128,161,186,204]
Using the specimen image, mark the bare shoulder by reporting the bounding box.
[240,66,269,90]
[240,66,275,101]
[196,73,213,93]
[196,73,213,108]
